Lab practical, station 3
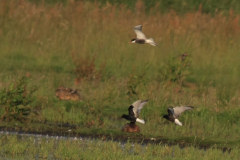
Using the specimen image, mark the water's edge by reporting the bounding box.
[0,125,231,153]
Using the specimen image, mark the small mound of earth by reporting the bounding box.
[122,123,140,133]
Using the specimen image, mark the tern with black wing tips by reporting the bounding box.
[130,25,160,47]
[163,106,193,126]
[122,99,148,124]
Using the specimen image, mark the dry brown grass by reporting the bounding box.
[1,0,240,71]
[1,0,239,43]
[72,54,105,84]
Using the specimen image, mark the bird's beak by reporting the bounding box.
[129,41,132,43]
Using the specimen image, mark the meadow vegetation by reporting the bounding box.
[0,77,37,122]
[1,0,240,151]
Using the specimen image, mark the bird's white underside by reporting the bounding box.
[136,118,145,124]
[174,119,182,126]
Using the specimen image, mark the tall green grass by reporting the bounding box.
[1,0,240,147]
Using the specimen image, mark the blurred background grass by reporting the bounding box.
[28,0,240,15]
[1,0,240,147]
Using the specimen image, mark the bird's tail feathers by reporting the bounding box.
[174,119,182,126]
[136,118,145,124]
[146,38,160,47]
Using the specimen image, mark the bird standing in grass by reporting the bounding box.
[130,25,160,47]
[163,106,194,126]
[122,99,148,124]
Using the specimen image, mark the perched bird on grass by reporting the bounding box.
[130,25,160,47]
[122,99,148,124]
[163,106,194,126]
[55,86,81,101]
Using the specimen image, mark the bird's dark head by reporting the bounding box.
[163,115,168,119]
[129,105,134,109]
[122,114,128,119]
[130,39,136,43]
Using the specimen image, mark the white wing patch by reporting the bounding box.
[136,118,145,124]
[174,119,182,126]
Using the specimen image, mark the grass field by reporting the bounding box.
[0,134,237,159]
[1,0,240,154]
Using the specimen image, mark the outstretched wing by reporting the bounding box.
[131,99,148,118]
[137,100,148,117]
[173,106,193,118]
[131,100,141,117]
[134,25,147,40]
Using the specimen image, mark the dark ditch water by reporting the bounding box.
[0,129,150,159]
[0,123,232,153]
[0,128,232,160]
[0,120,232,159]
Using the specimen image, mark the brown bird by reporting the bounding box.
[55,86,80,101]
[121,123,140,133]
